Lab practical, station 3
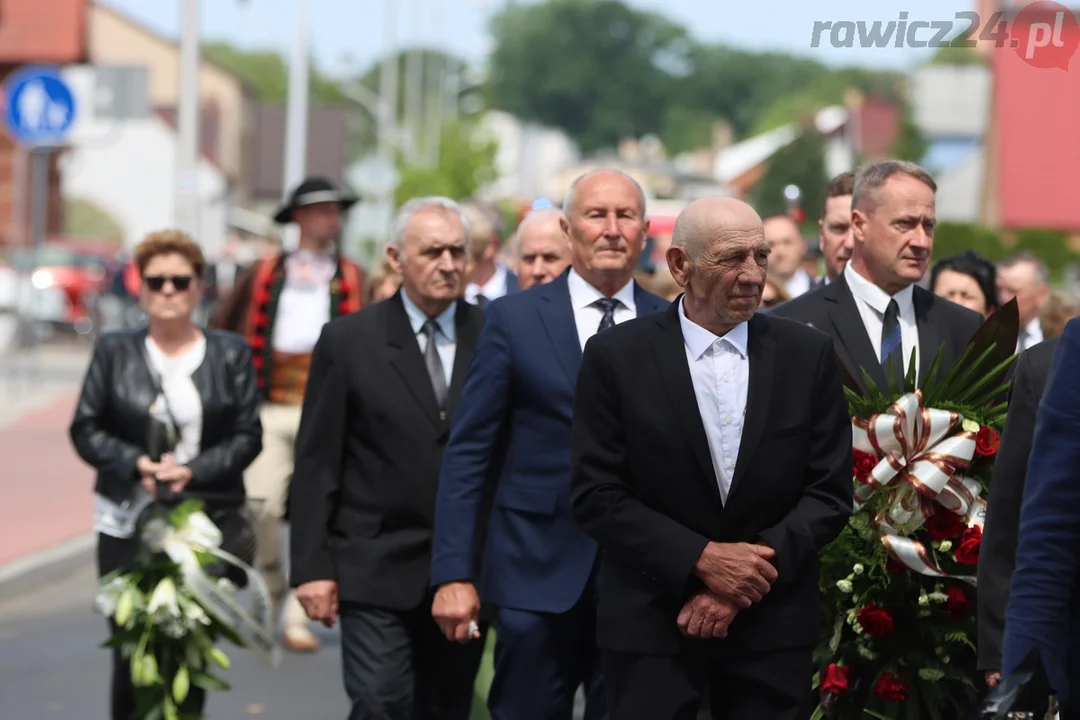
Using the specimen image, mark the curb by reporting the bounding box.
[0,533,95,604]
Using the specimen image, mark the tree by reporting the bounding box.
[751,127,828,219]
[201,42,346,106]
[487,0,691,152]
[751,68,905,135]
[393,122,498,207]
[63,197,124,239]
[891,102,930,164]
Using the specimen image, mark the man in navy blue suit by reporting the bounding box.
[1003,316,1080,719]
[429,169,668,720]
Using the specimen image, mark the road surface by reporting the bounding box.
[0,561,349,719]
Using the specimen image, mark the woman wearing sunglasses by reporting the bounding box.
[69,230,263,720]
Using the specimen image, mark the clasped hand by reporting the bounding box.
[137,453,193,496]
[679,541,778,640]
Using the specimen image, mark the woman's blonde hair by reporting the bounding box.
[1040,291,1080,339]
[134,230,206,278]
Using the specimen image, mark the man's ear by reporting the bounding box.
[386,244,404,275]
[666,246,691,288]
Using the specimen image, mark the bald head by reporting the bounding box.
[514,208,571,289]
[672,198,764,259]
[668,197,769,333]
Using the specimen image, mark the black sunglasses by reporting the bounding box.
[144,275,193,292]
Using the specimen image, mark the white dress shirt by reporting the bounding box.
[679,298,749,505]
[844,263,919,380]
[1017,317,1044,352]
[567,268,637,350]
[401,289,457,388]
[465,262,510,305]
[271,251,336,354]
[784,268,812,298]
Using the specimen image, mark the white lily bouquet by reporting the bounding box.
[96,500,282,720]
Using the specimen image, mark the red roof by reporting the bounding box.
[0,0,87,63]
[992,4,1080,230]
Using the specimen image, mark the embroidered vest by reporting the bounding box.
[243,253,364,399]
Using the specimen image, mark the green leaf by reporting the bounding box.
[163,696,179,720]
[172,664,190,705]
[190,670,231,692]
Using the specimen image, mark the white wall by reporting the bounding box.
[476,111,580,200]
[58,66,228,257]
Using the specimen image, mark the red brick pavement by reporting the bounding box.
[0,393,94,567]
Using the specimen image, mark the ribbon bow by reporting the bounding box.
[143,511,283,668]
[850,391,984,585]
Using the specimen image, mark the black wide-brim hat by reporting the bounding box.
[274,177,359,224]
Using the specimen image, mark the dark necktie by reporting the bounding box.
[595,298,618,333]
[476,293,490,308]
[880,299,903,381]
[422,320,448,409]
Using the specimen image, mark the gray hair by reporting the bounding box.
[387,196,472,253]
[562,169,647,217]
[999,251,1050,287]
[852,160,937,212]
[511,207,566,256]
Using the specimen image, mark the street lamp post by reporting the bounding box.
[282,0,310,251]
[176,0,200,238]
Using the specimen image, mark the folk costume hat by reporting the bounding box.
[273,177,358,224]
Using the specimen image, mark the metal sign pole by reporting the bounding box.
[26,146,51,381]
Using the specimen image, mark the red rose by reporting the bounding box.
[924,510,965,541]
[821,663,852,694]
[976,427,1000,457]
[944,586,971,620]
[874,672,908,701]
[853,449,878,483]
[955,526,983,565]
[856,605,895,637]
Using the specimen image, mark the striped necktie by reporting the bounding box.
[880,299,903,382]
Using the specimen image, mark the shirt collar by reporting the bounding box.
[567,267,637,313]
[844,262,914,317]
[400,289,457,342]
[679,297,749,361]
[466,263,508,302]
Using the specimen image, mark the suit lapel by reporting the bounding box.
[914,287,940,386]
[651,304,721,502]
[447,301,481,420]
[729,315,774,500]
[824,274,887,394]
[385,292,444,429]
[538,272,583,387]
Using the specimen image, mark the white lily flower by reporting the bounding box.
[836,580,853,593]
[147,577,181,619]
[181,512,223,549]
[852,563,864,575]
[961,418,980,433]
[928,591,949,604]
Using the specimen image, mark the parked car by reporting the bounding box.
[7,239,116,336]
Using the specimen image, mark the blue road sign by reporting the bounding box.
[2,65,77,146]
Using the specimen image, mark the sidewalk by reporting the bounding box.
[0,342,96,601]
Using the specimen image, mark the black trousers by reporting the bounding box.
[97,533,208,720]
[602,640,813,720]
[339,599,487,720]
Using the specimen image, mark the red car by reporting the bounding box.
[11,238,117,334]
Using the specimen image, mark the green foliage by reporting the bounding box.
[929,44,988,66]
[933,223,1080,285]
[63,197,124,239]
[751,69,904,136]
[201,42,346,106]
[750,128,828,219]
[393,122,498,207]
[487,0,691,152]
[891,104,929,164]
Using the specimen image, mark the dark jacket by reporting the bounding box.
[70,328,263,509]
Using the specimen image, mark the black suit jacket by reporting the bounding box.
[70,328,262,508]
[570,306,853,655]
[768,272,983,394]
[289,291,485,611]
[977,336,1061,672]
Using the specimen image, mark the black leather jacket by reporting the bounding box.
[70,328,262,508]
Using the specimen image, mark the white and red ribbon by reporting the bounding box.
[850,391,983,586]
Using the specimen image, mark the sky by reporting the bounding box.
[102,0,975,76]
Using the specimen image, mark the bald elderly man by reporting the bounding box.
[570,197,852,720]
[513,207,572,290]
